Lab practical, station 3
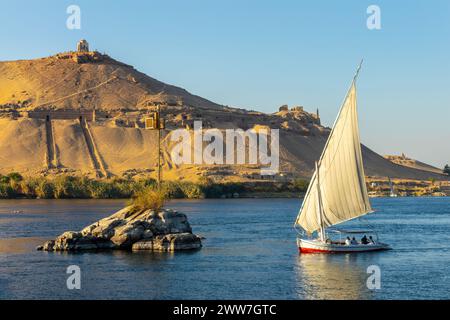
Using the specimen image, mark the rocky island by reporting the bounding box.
[37,206,202,252]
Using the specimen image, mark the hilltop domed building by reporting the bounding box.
[77,39,89,53]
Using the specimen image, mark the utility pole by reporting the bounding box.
[145,105,164,189]
[157,104,162,189]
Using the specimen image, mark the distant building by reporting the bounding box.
[291,106,304,112]
[279,105,289,112]
[77,39,89,53]
[145,112,160,129]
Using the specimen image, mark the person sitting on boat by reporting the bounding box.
[361,235,369,244]
[350,237,358,245]
[345,237,351,245]
[368,236,376,244]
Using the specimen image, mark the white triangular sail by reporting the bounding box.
[295,80,372,234]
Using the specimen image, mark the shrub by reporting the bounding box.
[444,164,450,176]
[291,179,309,192]
[88,179,127,198]
[53,175,88,199]
[19,177,40,197]
[35,179,55,199]
[129,186,166,212]
[0,183,15,198]
[179,182,203,199]
[128,178,156,194]
[110,178,134,198]
[0,174,308,199]
[87,180,109,198]
[161,181,184,198]
[203,184,224,198]
[8,179,21,195]
[0,175,10,184]
[7,172,23,182]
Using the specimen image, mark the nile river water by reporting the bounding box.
[0,197,449,299]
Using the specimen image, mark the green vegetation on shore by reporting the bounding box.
[0,172,309,200]
[444,164,450,176]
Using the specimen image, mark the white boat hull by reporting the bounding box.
[297,238,391,254]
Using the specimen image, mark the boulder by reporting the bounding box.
[132,233,202,251]
[38,207,202,252]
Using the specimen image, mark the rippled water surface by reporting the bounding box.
[0,197,449,299]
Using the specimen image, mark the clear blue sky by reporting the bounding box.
[1,0,449,168]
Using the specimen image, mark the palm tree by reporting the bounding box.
[443,164,450,176]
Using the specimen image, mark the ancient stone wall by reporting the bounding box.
[25,109,96,122]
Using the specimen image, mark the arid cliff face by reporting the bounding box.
[0,52,445,181]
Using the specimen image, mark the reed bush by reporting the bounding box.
[178,182,204,199]
[0,183,15,198]
[129,186,166,212]
[0,173,303,199]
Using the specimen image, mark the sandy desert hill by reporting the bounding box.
[0,51,221,110]
[384,154,443,175]
[0,45,446,182]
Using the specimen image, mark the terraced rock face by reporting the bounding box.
[0,117,445,181]
[0,52,446,181]
[37,206,202,252]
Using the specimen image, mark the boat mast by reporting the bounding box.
[389,177,395,196]
[315,161,326,242]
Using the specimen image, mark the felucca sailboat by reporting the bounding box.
[389,177,398,197]
[294,63,390,253]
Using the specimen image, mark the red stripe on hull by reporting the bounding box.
[299,247,337,254]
